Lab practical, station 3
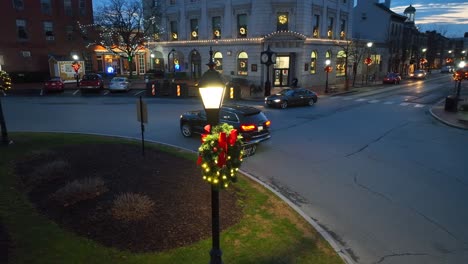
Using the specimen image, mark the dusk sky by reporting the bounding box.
[93,0,468,38]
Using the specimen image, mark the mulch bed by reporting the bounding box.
[13,143,243,253]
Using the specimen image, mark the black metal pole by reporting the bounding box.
[206,108,222,264]
[456,80,462,98]
[0,96,10,145]
[325,71,329,94]
[264,65,271,97]
[139,96,145,157]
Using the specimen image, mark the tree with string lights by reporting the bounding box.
[78,0,163,78]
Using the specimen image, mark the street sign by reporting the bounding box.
[136,98,148,123]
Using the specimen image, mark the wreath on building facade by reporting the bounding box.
[197,123,244,189]
[0,71,12,91]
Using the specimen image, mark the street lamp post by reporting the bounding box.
[260,45,276,97]
[72,55,80,87]
[324,59,331,93]
[366,42,373,85]
[150,53,155,70]
[168,48,176,73]
[198,47,226,264]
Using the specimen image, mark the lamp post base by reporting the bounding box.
[264,80,271,97]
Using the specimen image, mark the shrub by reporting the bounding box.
[22,159,69,186]
[52,177,107,207]
[110,193,155,222]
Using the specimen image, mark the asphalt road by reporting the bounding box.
[3,74,468,264]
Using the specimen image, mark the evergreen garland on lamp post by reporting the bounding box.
[0,70,12,145]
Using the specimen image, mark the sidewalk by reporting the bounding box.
[429,97,468,130]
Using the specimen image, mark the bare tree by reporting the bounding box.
[335,39,368,88]
[79,0,162,78]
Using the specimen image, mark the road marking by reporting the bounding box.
[40,89,44,96]
[414,104,425,108]
[1,90,6,96]
[400,102,410,106]
[356,98,367,102]
[368,100,380,103]
[384,101,394,104]
[134,90,145,96]
[343,97,354,100]
[103,90,110,95]
[73,89,80,96]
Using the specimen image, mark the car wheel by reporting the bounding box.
[181,123,193,137]
[280,101,288,109]
[307,99,315,106]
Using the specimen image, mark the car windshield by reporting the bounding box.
[111,78,126,82]
[277,89,294,96]
[49,77,61,81]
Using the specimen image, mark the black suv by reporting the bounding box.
[180,104,271,145]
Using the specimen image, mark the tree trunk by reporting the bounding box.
[0,96,10,145]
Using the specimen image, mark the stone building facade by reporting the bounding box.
[146,0,354,90]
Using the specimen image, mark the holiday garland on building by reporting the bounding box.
[0,71,12,91]
[197,123,244,189]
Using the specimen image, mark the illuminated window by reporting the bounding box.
[340,19,346,39]
[237,14,247,38]
[327,17,333,39]
[277,12,288,31]
[16,19,28,40]
[139,55,145,74]
[336,50,346,77]
[313,15,320,38]
[214,52,223,73]
[190,19,198,40]
[237,52,248,76]
[170,21,178,41]
[310,51,317,74]
[326,50,331,59]
[212,16,221,39]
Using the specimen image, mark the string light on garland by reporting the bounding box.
[197,123,244,189]
[0,71,12,91]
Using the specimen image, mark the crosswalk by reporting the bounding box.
[329,96,428,108]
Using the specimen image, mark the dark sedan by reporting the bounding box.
[265,88,318,109]
[382,72,401,84]
[180,104,271,146]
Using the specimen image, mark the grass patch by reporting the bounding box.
[0,132,343,264]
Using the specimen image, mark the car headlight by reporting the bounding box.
[273,99,281,102]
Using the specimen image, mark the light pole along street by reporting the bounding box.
[260,45,276,97]
[198,47,226,264]
[324,59,331,93]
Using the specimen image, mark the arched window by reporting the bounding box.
[336,50,346,77]
[214,51,223,73]
[237,52,248,76]
[310,51,317,74]
[326,50,332,59]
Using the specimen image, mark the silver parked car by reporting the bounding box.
[108,77,131,92]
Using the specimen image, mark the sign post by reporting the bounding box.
[72,61,81,87]
[136,96,148,156]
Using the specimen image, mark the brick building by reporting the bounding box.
[0,0,94,81]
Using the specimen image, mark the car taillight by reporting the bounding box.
[265,120,271,127]
[241,124,256,132]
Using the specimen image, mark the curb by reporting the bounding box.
[429,99,468,130]
[10,130,356,264]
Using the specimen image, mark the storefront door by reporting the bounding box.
[273,55,290,87]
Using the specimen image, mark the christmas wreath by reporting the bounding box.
[197,123,244,189]
[0,71,12,91]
